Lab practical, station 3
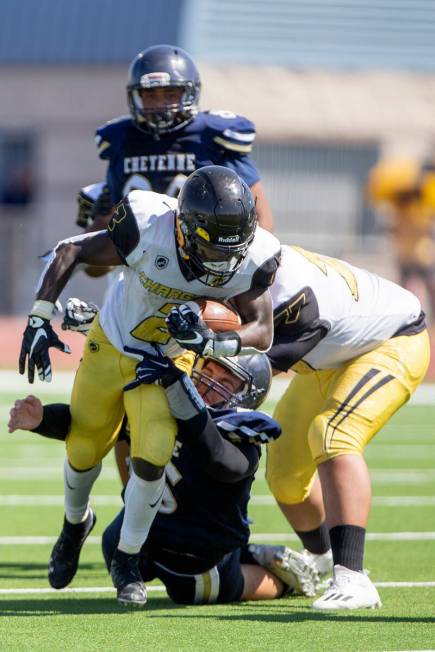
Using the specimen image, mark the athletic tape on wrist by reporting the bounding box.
[212,332,242,357]
[31,300,55,320]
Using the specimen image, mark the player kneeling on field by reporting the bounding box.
[9,348,319,605]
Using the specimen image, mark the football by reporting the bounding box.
[189,299,242,332]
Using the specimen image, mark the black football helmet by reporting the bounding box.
[176,165,257,286]
[192,353,272,410]
[127,44,201,136]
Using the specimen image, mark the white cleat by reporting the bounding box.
[249,544,320,597]
[301,548,333,580]
[312,564,382,610]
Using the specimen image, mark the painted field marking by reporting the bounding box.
[2,468,435,483]
[2,532,435,545]
[2,495,435,507]
[0,586,164,595]
[0,371,434,404]
[1,583,434,596]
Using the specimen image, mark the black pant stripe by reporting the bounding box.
[327,374,396,452]
[324,368,380,449]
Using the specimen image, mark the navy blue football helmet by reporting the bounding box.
[193,353,272,410]
[127,44,201,136]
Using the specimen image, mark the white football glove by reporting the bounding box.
[61,298,99,335]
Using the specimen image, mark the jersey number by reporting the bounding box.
[123,173,188,198]
[130,302,175,344]
[274,292,306,325]
[293,246,359,301]
[159,460,182,515]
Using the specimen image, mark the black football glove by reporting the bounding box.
[123,345,182,391]
[19,316,71,383]
[166,304,241,357]
[165,305,215,355]
[61,298,99,335]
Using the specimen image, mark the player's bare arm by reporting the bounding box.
[233,286,273,352]
[19,231,123,383]
[36,231,122,303]
[250,181,275,233]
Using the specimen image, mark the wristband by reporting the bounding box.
[31,300,56,320]
[212,332,242,357]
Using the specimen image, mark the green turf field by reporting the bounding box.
[1,382,435,651]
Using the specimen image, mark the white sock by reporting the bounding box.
[118,471,165,554]
[64,458,102,524]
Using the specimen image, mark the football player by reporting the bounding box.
[367,156,435,318]
[9,352,319,605]
[79,44,274,236]
[18,165,281,607]
[265,244,430,609]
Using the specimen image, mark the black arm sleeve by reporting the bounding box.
[32,403,71,441]
[250,250,281,290]
[178,413,260,483]
[267,286,330,372]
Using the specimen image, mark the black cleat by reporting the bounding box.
[48,508,96,589]
[110,549,147,608]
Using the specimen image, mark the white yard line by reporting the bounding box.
[0,583,434,595]
[0,586,164,595]
[1,494,435,507]
[0,370,434,405]
[2,532,435,545]
[3,467,435,483]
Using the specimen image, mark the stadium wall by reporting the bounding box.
[1,66,435,313]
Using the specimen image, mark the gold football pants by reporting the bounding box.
[266,330,430,504]
[66,315,195,471]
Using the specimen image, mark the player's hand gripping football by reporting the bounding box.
[19,314,71,383]
[123,345,182,391]
[166,304,242,357]
[61,298,99,335]
[165,304,216,356]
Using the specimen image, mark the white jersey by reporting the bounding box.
[99,190,280,359]
[269,245,423,371]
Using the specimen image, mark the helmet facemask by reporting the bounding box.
[193,357,251,409]
[127,78,199,136]
[179,220,254,286]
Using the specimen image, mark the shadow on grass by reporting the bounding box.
[1,597,435,624]
[0,595,179,616]
[0,562,101,581]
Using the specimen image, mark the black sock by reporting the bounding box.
[295,522,331,555]
[329,525,365,571]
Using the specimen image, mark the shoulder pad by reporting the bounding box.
[95,115,131,161]
[248,229,282,289]
[108,190,176,266]
[204,110,256,154]
[214,409,281,445]
[107,195,140,263]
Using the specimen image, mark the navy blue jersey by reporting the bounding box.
[149,408,280,560]
[95,110,260,203]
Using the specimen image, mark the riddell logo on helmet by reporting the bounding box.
[140,72,170,88]
[218,235,240,243]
